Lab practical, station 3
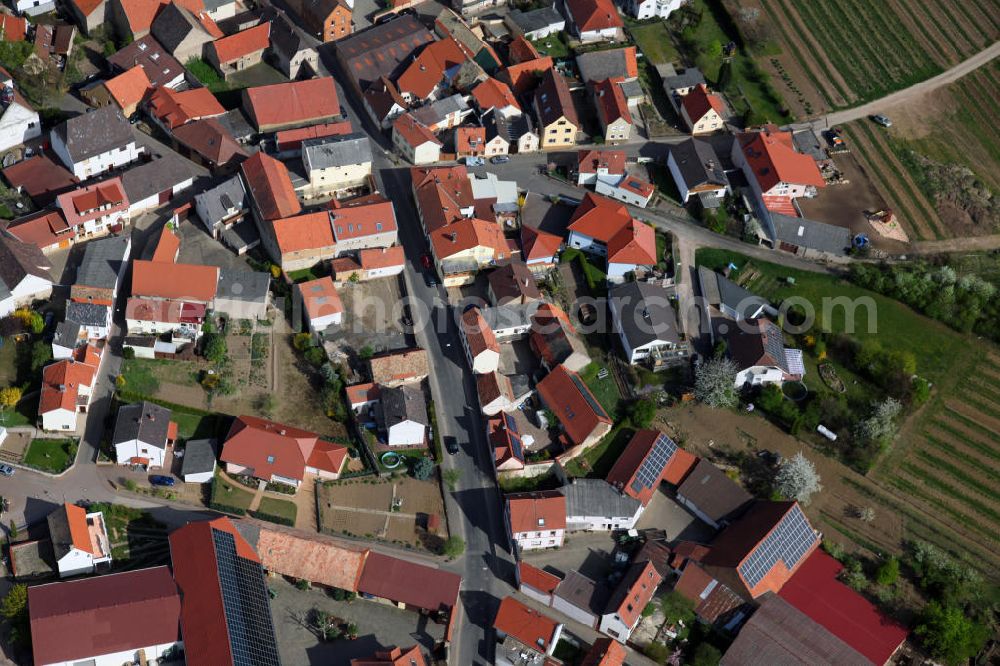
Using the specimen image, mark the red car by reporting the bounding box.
[421,253,433,269]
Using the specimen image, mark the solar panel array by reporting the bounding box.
[503,412,524,461]
[629,433,678,495]
[568,372,608,419]
[504,412,519,433]
[212,529,283,666]
[738,504,817,589]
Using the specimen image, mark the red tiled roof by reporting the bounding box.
[244,77,341,130]
[411,165,473,232]
[508,35,540,64]
[606,429,698,504]
[104,65,152,111]
[498,57,554,95]
[779,550,908,665]
[493,596,560,652]
[739,128,825,192]
[62,502,95,554]
[4,209,75,250]
[674,561,716,602]
[70,0,104,18]
[594,78,631,125]
[470,78,520,113]
[681,84,725,124]
[275,120,354,151]
[507,490,566,533]
[254,524,367,591]
[607,217,655,265]
[29,566,180,666]
[126,297,206,324]
[172,118,248,167]
[518,561,561,595]
[397,37,467,99]
[298,276,344,322]
[147,86,226,129]
[39,346,100,415]
[520,225,561,262]
[455,126,486,155]
[306,438,349,474]
[169,518,260,666]
[346,382,380,406]
[117,0,206,34]
[330,196,396,240]
[352,645,428,666]
[580,637,627,666]
[392,113,441,148]
[360,245,405,270]
[461,306,499,357]
[221,415,322,482]
[0,14,27,41]
[477,371,513,408]
[616,174,655,199]
[577,149,625,175]
[132,259,218,301]
[567,192,631,243]
[535,364,611,446]
[2,155,79,205]
[57,178,129,228]
[271,211,334,255]
[431,217,507,261]
[357,552,461,612]
[150,225,179,263]
[241,152,301,221]
[210,22,269,64]
[608,560,661,628]
[565,0,622,32]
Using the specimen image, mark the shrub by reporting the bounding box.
[442,536,465,558]
[875,557,900,587]
[121,347,136,360]
[411,456,434,481]
[304,346,326,367]
[915,601,989,666]
[296,579,312,590]
[293,333,313,351]
[0,386,22,410]
[203,334,227,364]
[250,510,294,526]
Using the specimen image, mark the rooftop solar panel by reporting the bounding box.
[738,504,817,589]
[504,411,519,434]
[568,372,608,420]
[509,432,524,462]
[212,529,283,666]
[629,433,677,495]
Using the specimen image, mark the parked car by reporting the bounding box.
[490,155,510,164]
[149,475,175,487]
[465,156,485,167]
[425,272,438,287]
[0,464,14,477]
[871,114,892,127]
[444,436,459,455]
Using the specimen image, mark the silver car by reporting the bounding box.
[872,114,892,127]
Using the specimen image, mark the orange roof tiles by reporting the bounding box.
[581,637,627,666]
[39,346,100,415]
[577,148,626,175]
[275,121,354,152]
[131,259,219,301]
[244,77,341,130]
[499,56,554,96]
[351,645,427,666]
[298,277,343,321]
[70,0,105,18]
[507,490,566,533]
[493,596,561,652]
[57,179,129,228]
[520,225,561,262]
[397,37,467,99]
[455,126,485,155]
[147,86,226,129]
[222,415,322,482]
[271,211,334,255]
[359,246,405,270]
[566,0,622,32]
[330,196,396,240]
[3,210,74,250]
[461,307,499,357]
[411,165,474,232]
[567,192,630,242]
[739,128,825,192]
[507,35,539,64]
[607,218,655,265]
[595,78,631,125]
[150,225,180,263]
[254,526,366,590]
[63,503,95,555]
[0,15,28,41]
[518,561,561,595]
[607,560,661,628]
[210,22,269,63]
[682,84,725,123]
[431,218,507,261]
[392,113,441,149]
[103,65,151,111]
[470,78,520,114]
[346,382,380,406]
[241,152,301,221]
[369,348,429,385]
[536,364,611,446]
[307,438,349,474]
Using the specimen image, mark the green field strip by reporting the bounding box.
[847,0,941,83]
[953,80,1000,155]
[890,0,962,67]
[924,427,1000,466]
[939,407,1000,445]
[886,473,999,541]
[913,449,1000,504]
[818,512,887,555]
[851,123,946,239]
[957,393,1000,422]
[902,0,970,61]
[921,433,1000,474]
[901,519,998,580]
[971,368,1000,393]
[828,0,913,88]
[929,0,987,50]
[757,0,842,107]
[965,0,1000,35]
[946,0,993,46]
[962,380,1000,409]
[787,0,874,98]
[899,461,1000,523]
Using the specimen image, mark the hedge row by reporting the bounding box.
[250,510,294,527]
[208,502,247,516]
[117,390,215,416]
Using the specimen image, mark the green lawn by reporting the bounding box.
[211,471,255,512]
[696,249,971,385]
[255,496,298,524]
[579,362,622,418]
[185,57,229,93]
[562,248,607,294]
[287,264,327,283]
[377,448,429,474]
[22,438,77,473]
[120,358,200,395]
[565,425,635,478]
[629,22,679,65]
[0,400,34,428]
[530,32,571,59]
[171,411,228,442]
[0,340,18,386]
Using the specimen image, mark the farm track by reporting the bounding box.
[842,126,938,239]
[885,0,959,67]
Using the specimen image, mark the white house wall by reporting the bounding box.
[387,420,425,447]
[57,548,95,578]
[0,103,41,153]
[39,640,183,666]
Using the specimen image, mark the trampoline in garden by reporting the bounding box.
[380,452,403,469]
[783,381,808,401]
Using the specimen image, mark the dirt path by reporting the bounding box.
[909,234,1000,254]
[813,41,1000,128]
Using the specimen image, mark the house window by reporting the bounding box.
[375,222,382,231]
[267,455,275,463]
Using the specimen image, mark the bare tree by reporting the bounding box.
[775,452,822,504]
[694,358,739,408]
[857,506,876,523]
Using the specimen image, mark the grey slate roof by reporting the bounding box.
[480,301,540,332]
[508,6,564,34]
[483,109,534,145]
[221,219,261,251]
[113,401,172,449]
[195,175,249,227]
[669,138,728,190]
[52,320,81,349]
[53,106,134,163]
[677,458,752,526]
[412,94,469,128]
[697,266,770,320]
[659,65,705,91]
[563,478,642,521]
[335,15,434,90]
[553,570,609,616]
[268,11,311,61]
[0,234,51,299]
[75,236,130,290]
[151,3,206,54]
[576,47,634,84]
[181,438,217,476]
[65,301,109,327]
[771,214,851,256]
[216,269,270,303]
[120,153,194,203]
[46,505,83,561]
[382,384,429,428]
[217,109,255,142]
[302,134,372,172]
[609,281,682,349]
